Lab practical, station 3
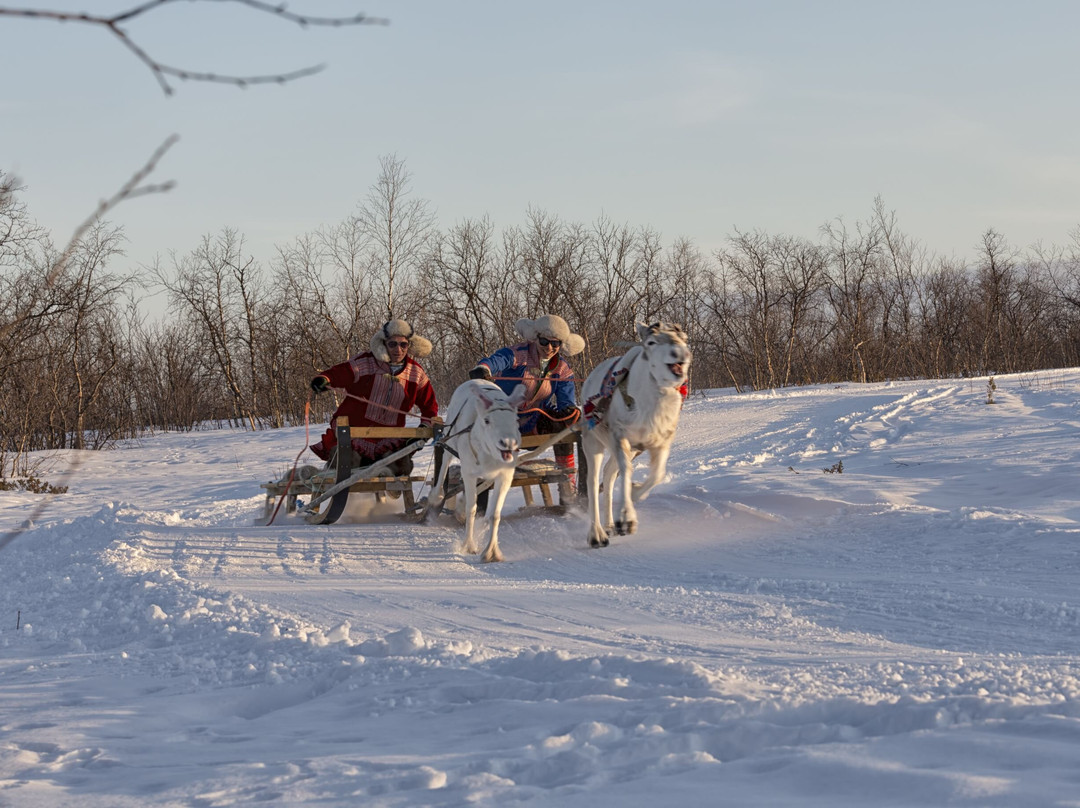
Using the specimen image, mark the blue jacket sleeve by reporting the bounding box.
[477,347,519,395]
[477,347,514,375]
[553,377,577,410]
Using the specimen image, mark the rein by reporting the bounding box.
[437,394,521,461]
[266,399,312,526]
[519,405,581,423]
[438,416,471,457]
[344,391,422,420]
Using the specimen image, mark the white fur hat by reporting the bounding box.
[370,318,433,362]
[515,314,585,356]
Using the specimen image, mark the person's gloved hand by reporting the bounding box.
[468,365,492,381]
[310,376,330,394]
[551,406,581,424]
[537,406,580,434]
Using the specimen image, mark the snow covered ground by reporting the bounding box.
[3,369,1080,807]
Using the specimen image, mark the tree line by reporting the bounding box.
[4,157,1080,479]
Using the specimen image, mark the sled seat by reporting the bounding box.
[435,431,585,520]
[262,417,437,525]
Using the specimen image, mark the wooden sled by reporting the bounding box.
[261,417,436,525]
[433,430,587,522]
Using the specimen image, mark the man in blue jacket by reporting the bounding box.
[469,314,584,499]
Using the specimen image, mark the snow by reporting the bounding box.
[3,370,1080,806]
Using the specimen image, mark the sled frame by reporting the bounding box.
[261,417,436,525]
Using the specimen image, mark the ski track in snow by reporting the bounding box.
[3,372,1080,805]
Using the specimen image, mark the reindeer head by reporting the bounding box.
[472,383,526,467]
[636,321,692,389]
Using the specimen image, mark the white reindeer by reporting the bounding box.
[428,379,527,562]
[580,322,692,547]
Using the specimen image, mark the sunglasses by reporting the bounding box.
[537,337,562,348]
[386,339,410,349]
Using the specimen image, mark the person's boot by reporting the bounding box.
[384,456,413,499]
[555,448,576,503]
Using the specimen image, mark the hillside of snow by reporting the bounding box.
[3,370,1080,806]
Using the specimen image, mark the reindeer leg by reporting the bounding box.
[461,476,480,555]
[583,431,609,548]
[632,444,670,503]
[600,454,619,537]
[481,471,513,562]
[587,450,610,548]
[614,437,638,535]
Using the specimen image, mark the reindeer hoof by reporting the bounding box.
[589,534,609,548]
[482,551,504,562]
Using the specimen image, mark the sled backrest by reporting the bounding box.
[340,419,437,441]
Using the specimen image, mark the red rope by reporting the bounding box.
[486,373,572,385]
[344,391,433,421]
[519,406,581,425]
[266,399,312,526]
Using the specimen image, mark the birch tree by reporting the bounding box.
[354,155,434,320]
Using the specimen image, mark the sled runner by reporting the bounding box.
[261,417,436,525]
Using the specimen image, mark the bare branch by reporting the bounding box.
[0,1,388,95]
[46,134,179,291]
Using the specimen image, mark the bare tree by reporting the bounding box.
[774,236,828,387]
[1034,228,1080,349]
[0,178,51,476]
[1,168,157,468]
[935,257,978,375]
[129,316,207,432]
[648,237,714,388]
[0,172,44,269]
[973,228,1020,373]
[153,229,265,430]
[55,223,132,449]
[354,155,435,320]
[584,215,644,364]
[510,208,591,319]
[698,266,754,392]
[714,229,789,389]
[821,216,882,383]
[424,216,505,359]
[872,198,925,378]
[275,221,381,366]
[271,220,383,425]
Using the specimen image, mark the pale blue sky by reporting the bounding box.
[4,0,1080,278]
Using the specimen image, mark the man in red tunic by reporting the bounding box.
[309,319,439,475]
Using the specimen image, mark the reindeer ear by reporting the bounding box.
[636,322,660,341]
[507,383,528,408]
[475,390,494,411]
